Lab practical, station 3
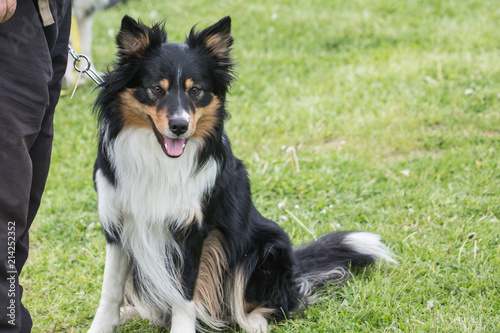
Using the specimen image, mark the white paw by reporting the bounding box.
[88,309,120,333]
[242,312,269,333]
[170,301,197,333]
[88,322,118,333]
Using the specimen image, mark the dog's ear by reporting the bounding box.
[116,15,166,59]
[186,16,233,68]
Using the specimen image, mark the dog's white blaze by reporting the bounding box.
[171,111,191,122]
[97,127,218,314]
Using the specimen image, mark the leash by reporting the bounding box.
[67,43,105,98]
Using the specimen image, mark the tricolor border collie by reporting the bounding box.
[88,16,395,333]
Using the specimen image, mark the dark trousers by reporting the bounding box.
[0,1,71,332]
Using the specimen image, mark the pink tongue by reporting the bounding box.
[164,137,185,157]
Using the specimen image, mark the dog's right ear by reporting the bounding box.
[186,16,233,69]
[116,15,166,59]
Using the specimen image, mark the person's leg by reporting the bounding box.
[0,3,52,331]
[0,1,71,332]
[17,0,73,261]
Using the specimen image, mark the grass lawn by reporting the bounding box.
[23,0,499,332]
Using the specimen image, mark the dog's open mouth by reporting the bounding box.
[149,116,187,158]
[163,137,186,157]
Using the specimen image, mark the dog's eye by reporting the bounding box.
[151,86,163,94]
[189,87,201,96]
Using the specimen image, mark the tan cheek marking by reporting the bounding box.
[192,95,221,140]
[119,88,168,132]
[187,108,197,137]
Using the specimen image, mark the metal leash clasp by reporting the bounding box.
[68,44,104,98]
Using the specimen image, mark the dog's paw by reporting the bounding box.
[87,323,117,333]
[240,312,269,333]
[120,305,141,325]
[88,311,120,333]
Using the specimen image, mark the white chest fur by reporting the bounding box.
[112,127,218,228]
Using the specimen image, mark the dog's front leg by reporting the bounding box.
[170,224,207,333]
[88,243,130,333]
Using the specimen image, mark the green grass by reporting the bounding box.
[23,0,499,332]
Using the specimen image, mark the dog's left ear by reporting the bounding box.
[117,15,166,59]
[186,16,233,68]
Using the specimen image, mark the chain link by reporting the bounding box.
[68,44,104,86]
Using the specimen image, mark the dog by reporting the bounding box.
[87,16,396,333]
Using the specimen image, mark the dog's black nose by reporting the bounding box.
[169,118,189,136]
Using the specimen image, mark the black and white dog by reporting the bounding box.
[88,16,395,333]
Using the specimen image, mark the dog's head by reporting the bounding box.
[101,16,234,158]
